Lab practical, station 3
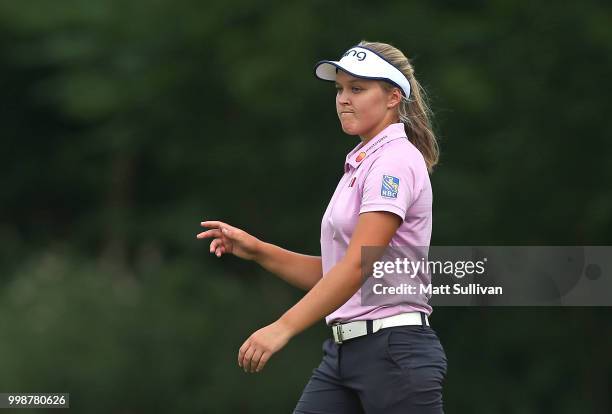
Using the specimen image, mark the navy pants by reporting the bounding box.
[293,324,447,413]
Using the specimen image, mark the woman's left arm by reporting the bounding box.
[238,211,401,373]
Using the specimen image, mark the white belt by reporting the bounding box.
[331,312,429,344]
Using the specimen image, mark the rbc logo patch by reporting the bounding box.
[381,175,399,199]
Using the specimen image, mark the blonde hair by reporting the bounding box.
[358,40,439,173]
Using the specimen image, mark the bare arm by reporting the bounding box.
[254,242,322,291]
[277,211,401,335]
[197,221,322,290]
[237,211,402,372]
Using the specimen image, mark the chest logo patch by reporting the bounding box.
[381,175,399,199]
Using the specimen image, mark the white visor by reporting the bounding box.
[314,46,411,98]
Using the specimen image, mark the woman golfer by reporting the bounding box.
[197,40,447,413]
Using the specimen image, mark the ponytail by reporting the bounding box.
[358,40,439,173]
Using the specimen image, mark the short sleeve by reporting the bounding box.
[359,152,416,220]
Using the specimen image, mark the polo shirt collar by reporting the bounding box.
[344,123,407,171]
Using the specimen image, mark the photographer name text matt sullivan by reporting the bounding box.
[372,283,503,296]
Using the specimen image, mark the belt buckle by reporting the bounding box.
[332,323,344,344]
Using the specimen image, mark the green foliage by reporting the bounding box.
[0,1,610,412]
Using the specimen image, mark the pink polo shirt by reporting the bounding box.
[321,123,433,325]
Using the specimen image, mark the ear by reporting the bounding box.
[386,88,402,109]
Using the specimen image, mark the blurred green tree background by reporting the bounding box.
[1,1,610,412]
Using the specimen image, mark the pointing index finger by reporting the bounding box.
[200,220,225,229]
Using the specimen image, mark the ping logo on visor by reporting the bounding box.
[381,175,400,199]
[314,46,411,98]
[342,49,367,61]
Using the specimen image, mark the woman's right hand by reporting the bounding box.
[196,220,262,261]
